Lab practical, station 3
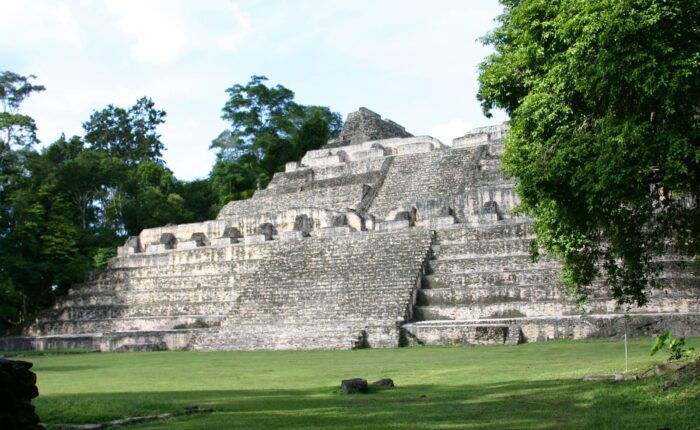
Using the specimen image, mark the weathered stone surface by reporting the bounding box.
[280,231,303,241]
[372,378,395,388]
[376,220,409,232]
[325,107,412,148]
[2,108,697,353]
[0,358,41,430]
[341,378,368,394]
[117,236,141,255]
[244,234,267,244]
[312,226,351,237]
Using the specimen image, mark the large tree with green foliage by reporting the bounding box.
[477,0,699,306]
[210,76,342,206]
[82,97,194,235]
[0,71,46,329]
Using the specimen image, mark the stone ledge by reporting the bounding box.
[313,226,351,237]
[280,231,303,241]
[177,240,203,250]
[145,244,170,253]
[244,235,268,244]
[375,220,409,232]
[417,217,455,229]
[211,237,238,246]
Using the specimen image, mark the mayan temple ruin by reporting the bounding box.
[2,107,698,352]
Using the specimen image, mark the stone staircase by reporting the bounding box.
[192,228,432,351]
[402,219,700,346]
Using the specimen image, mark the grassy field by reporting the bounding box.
[9,338,700,430]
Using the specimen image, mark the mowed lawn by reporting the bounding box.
[12,338,700,430]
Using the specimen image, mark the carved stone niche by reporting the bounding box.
[483,201,502,220]
[190,232,208,246]
[293,214,314,237]
[331,214,347,227]
[256,223,277,240]
[159,233,177,250]
[222,226,242,240]
[211,226,241,246]
[437,206,453,217]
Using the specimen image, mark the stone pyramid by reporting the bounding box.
[2,108,697,352]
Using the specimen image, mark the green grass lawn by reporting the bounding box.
[11,338,700,429]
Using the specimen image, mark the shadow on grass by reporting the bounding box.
[35,365,101,373]
[36,378,699,430]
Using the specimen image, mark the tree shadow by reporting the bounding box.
[35,377,698,430]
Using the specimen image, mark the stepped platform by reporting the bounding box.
[1,108,697,352]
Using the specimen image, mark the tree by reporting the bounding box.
[121,160,192,232]
[83,98,170,235]
[0,72,45,217]
[477,0,699,306]
[0,71,45,150]
[210,76,342,207]
[0,72,45,331]
[83,97,166,167]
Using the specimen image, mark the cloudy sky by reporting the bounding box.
[2,0,508,180]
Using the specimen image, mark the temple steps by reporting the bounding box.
[416,277,699,306]
[407,215,699,345]
[423,268,562,288]
[414,302,578,320]
[90,260,265,280]
[429,255,560,273]
[218,183,366,217]
[435,220,533,242]
[369,146,482,218]
[60,287,237,307]
[34,314,226,336]
[192,229,432,350]
[61,277,243,298]
[257,170,382,197]
[431,237,533,258]
[47,301,240,321]
[416,284,568,305]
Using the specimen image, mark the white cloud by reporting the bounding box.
[430,119,474,146]
[105,0,251,65]
[0,1,82,50]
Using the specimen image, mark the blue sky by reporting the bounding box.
[2,0,508,180]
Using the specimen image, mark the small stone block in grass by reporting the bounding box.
[341,378,368,394]
[372,378,395,388]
